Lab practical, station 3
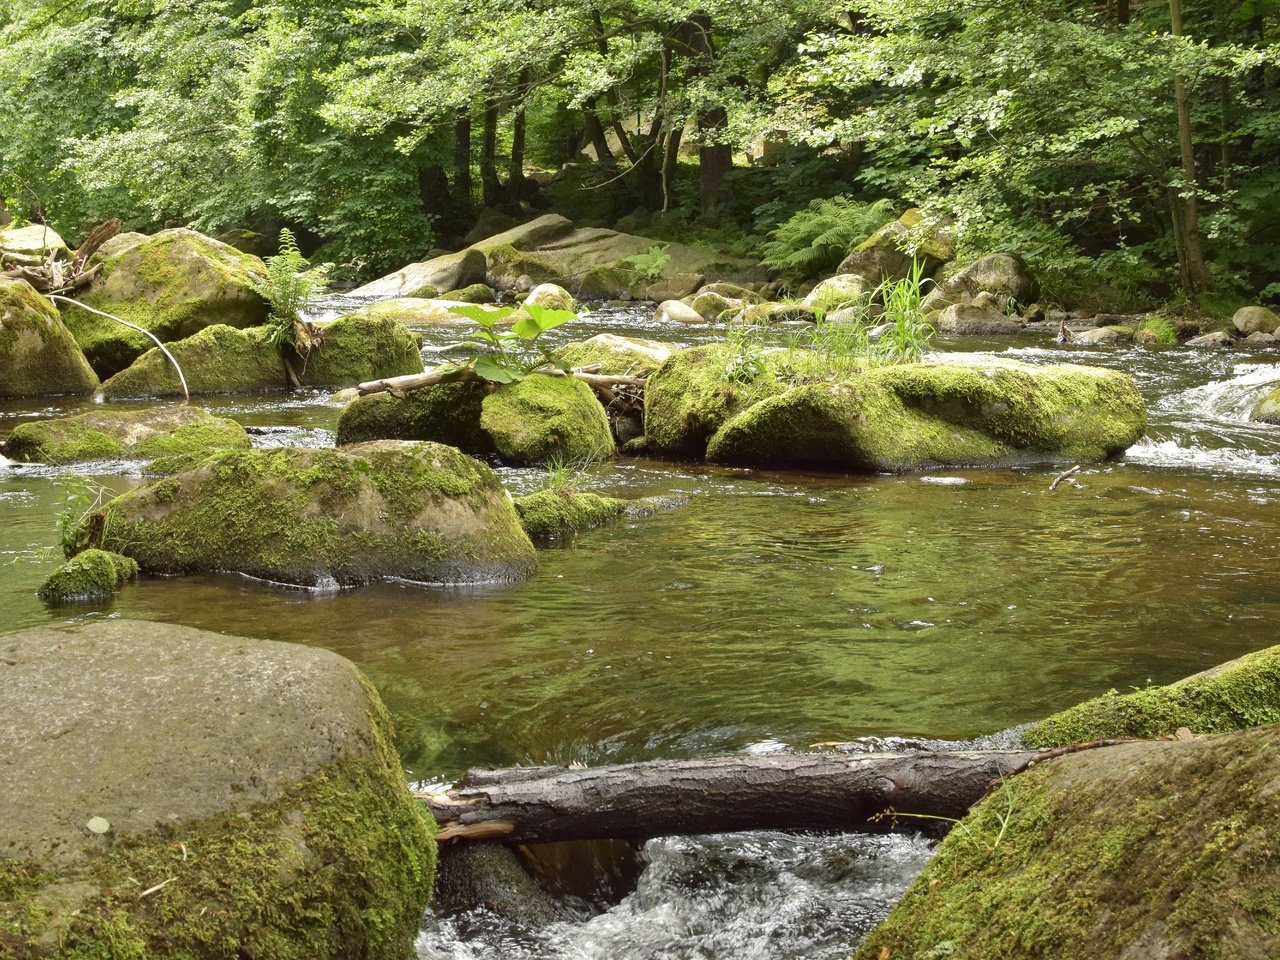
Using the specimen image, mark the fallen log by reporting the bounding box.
[419,750,1041,843]
[1,218,118,295]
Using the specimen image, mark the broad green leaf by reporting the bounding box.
[473,354,522,383]
[452,305,515,328]
[521,303,577,333]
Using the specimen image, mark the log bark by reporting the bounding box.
[420,750,1038,843]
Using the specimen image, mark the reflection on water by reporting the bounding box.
[3,307,1280,957]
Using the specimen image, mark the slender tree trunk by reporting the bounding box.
[1167,0,1213,294]
[480,103,501,208]
[1219,76,1233,190]
[583,98,614,162]
[508,71,529,211]
[592,9,639,163]
[681,13,732,224]
[454,112,473,213]
[661,124,684,212]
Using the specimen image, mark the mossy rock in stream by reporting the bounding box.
[295,311,424,388]
[557,334,674,378]
[89,441,537,587]
[100,324,286,397]
[68,228,269,378]
[513,489,627,540]
[854,723,1280,960]
[0,278,100,398]
[335,380,493,453]
[1024,644,1280,748]
[37,548,138,604]
[3,406,251,465]
[479,375,616,466]
[0,619,436,960]
[1252,385,1280,425]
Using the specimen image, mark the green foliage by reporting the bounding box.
[1139,314,1179,345]
[56,474,114,559]
[251,229,330,350]
[451,303,576,383]
[761,196,896,282]
[875,258,935,364]
[618,244,671,282]
[722,321,768,383]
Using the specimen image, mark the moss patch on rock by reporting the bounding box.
[440,283,496,303]
[557,334,674,377]
[36,549,138,604]
[70,228,269,377]
[513,489,627,540]
[335,381,492,452]
[854,725,1280,960]
[298,312,424,388]
[4,407,251,465]
[1024,644,1280,748]
[485,244,561,291]
[0,278,99,398]
[480,376,616,466]
[101,324,286,397]
[89,441,537,586]
[1252,385,1280,425]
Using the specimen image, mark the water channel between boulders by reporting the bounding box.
[4,301,1280,959]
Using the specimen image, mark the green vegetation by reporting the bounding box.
[250,228,330,351]
[761,196,895,283]
[37,548,138,603]
[452,303,575,384]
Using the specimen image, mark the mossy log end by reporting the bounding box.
[419,750,1044,844]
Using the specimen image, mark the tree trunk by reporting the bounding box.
[583,98,614,162]
[1168,0,1213,294]
[480,103,501,208]
[421,750,1038,844]
[507,71,529,211]
[454,112,473,213]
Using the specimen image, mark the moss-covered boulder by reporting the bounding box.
[89,441,537,586]
[558,334,674,377]
[100,324,285,397]
[1232,305,1280,335]
[1252,385,1280,424]
[801,274,875,313]
[336,380,493,452]
[855,724,1280,960]
[37,548,138,604]
[0,224,68,263]
[298,311,424,387]
[922,252,1035,312]
[646,349,1145,469]
[513,488,627,540]
[441,282,497,303]
[480,375,616,465]
[837,208,953,286]
[4,406,250,465]
[69,228,269,377]
[485,243,563,291]
[1024,644,1280,748]
[689,290,741,322]
[0,619,436,960]
[0,278,100,397]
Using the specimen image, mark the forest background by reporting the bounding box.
[2,0,1278,313]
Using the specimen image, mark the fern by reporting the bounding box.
[251,229,331,351]
[761,196,896,282]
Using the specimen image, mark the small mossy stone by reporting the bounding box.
[1252,385,1280,424]
[1024,643,1280,748]
[0,278,100,398]
[441,283,496,303]
[513,488,627,540]
[522,283,574,311]
[557,334,674,377]
[336,380,492,452]
[4,407,251,465]
[90,441,537,586]
[854,724,1280,960]
[480,376,615,466]
[100,324,285,398]
[37,549,138,603]
[485,244,560,291]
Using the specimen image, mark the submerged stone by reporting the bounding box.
[88,441,537,586]
[3,406,250,465]
[855,724,1280,960]
[0,277,100,398]
[513,488,627,540]
[0,619,436,960]
[37,548,138,603]
[480,375,617,466]
[69,228,269,377]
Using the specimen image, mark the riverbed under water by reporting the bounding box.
[3,306,1279,958]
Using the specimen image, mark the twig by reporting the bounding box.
[139,877,177,898]
[1049,465,1081,491]
[48,295,189,402]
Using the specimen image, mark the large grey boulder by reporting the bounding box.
[0,277,99,397]
[350,247,488,299]
[935,301,1025,335]
[70,228,270,377]
[89,441,538,586]
[1232,305,1280,335]
[0,224,68,264]
[0,619,436,959]
[922,252,1035,312]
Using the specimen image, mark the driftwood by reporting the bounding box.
[358,365,647,401]
[419,750,1044,844]
[2,218,119,295]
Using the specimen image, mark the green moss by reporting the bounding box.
[479,376,616,466]
[854,726,1280,960]
[440,283,496,303]
[37,549,138,604]
[557,336,673,377]
[576,266,646,300]
[513,489,627,540]
[101,325,285,398]
[91,442,537,586]
[336,381,492,451]
[484,244,560,288]
[1025,644,1280,747]
[0,695,436,960]
[1254,386,1280,425]
[0,278,100,398]
[402,283,439,299]
[297,313,424,388]
[4,408,249,465]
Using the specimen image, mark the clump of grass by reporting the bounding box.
[874,258,935,364]
[1138,314,1178,345]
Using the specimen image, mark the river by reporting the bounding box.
[3,305,1279,958]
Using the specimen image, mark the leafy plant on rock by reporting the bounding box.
[450,303,576,383]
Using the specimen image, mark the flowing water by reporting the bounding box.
[4,307,1280,958]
